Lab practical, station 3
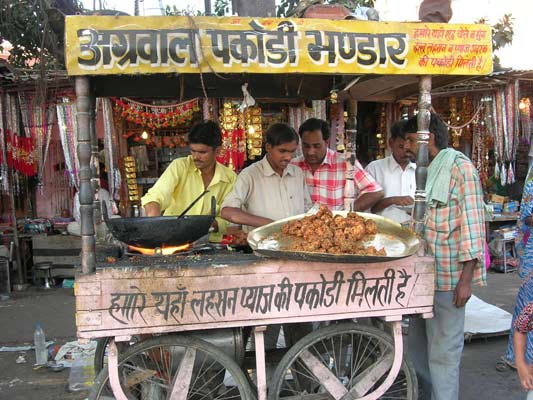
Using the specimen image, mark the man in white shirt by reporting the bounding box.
[221,123,312,352]
[365,120,416,224]
[221,123,312,231]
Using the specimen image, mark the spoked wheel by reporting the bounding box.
[94,336,139,376]
[89,335,254,400]
[269,322,417,400]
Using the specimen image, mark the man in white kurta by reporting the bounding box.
[365,120,416,224]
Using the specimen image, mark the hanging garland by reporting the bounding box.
[112,97,199,129]
[330,102,345,151]
[491,83,519,186]
[0,96,8,194]
[101,98,121,202]
[56,99,79,189]
[4,130,37,176]
[145,134,188,148]
[18,92,55,191]
[375,104,387,159]
[471,100,492,185]
[519,97,531,142]
[218,101,246,171]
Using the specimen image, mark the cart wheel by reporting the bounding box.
[94,336,139,375]
[89,334,254,400]
[269,322,417,400]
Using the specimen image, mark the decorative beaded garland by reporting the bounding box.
[375,104,387,159]
[471,100,491,185]
[112,97,199,130]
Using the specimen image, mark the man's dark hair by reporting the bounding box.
[298,118,331,141]
[389,120,407,140]
[188,120,222,148]
[404,112,449,150]
[266,123,299,147]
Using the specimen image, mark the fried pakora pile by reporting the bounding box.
[281,205,386,256]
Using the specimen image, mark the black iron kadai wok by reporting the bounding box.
[103,193,216,248]
[247,211,421,263]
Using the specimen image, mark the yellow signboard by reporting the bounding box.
[64,15,493,76]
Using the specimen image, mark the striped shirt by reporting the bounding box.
[515,302,533,334]
[424,155,486,291]
[292,149,382,210]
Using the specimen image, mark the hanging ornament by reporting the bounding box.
[330,103,345,151]
[113,97,199,129]
[519,97,531,142]
[244,106,263,161]
[375,104,387,159]
[218,101,245,171]
[5,131,37,177]
[329,89,338,104]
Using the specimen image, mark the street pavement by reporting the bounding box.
[0,270,527,399]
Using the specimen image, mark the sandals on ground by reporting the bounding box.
[495,356,517,372]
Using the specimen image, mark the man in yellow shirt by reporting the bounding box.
[141,121,237,241]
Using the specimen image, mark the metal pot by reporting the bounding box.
[104,196,216,248]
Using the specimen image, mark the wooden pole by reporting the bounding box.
[412,76,432,236]
[75,77,96,274]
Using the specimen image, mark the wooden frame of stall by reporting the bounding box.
[66,14,493,400]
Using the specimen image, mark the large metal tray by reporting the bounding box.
[247,211,420,263]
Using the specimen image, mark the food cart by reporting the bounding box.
[64,14,493,400]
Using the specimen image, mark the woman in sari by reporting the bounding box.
[499,165,533,371]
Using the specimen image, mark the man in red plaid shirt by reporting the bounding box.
[291,118,383,211]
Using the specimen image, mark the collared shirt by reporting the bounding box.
[424,156,486,291]
[141,155,237,241]
[365,156,416,223]
[292,148,382,210]
[222,156,312,232]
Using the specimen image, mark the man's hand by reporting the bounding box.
[210,219,219,233]
[354,191,384,212]
[143,202,161,217]
[454,259,475,307]
[517,363,533,391]
[392,196,414,206]
[220,207,274,228]
[370,195,411,213]
[453,279,472,307]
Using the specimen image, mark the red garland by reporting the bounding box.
[112,97,199,129]
[217,128,246,172]
[5,130,37,176]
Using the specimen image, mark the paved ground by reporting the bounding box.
[0,270,527,399]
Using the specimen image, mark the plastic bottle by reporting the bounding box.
[34,323,48,365]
